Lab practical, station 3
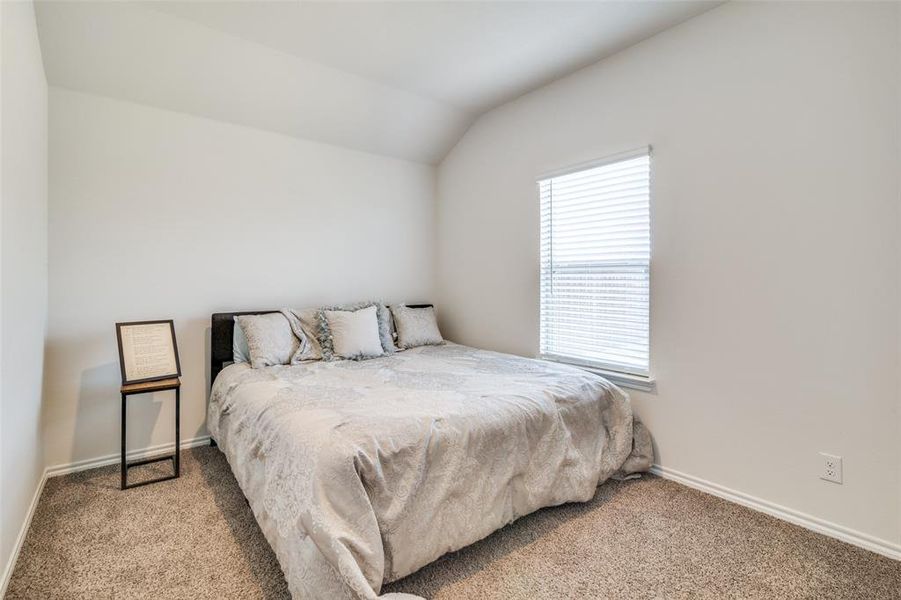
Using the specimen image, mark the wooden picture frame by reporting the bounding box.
[115,320,182,385]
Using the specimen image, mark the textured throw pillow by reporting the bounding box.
[232,317,251,364]
[281,308,320,362]
[321,305,384,360]
[285,308,325,361]
[236,313,302,368]
[373,302,398,354]
[390,304,444,349]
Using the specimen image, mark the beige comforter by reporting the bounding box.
[208,343,651,600]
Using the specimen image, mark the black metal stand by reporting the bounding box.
[120,378,181,490]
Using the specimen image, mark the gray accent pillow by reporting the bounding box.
[236,313,306,368]
[315,301,396,359]
[374,302,397,353]
[232,317,251,364]
[321,305,384,360]
[390,304,444,349]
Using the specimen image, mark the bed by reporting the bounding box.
[208,311,653,600]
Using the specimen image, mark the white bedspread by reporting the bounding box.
[209,343,651,600]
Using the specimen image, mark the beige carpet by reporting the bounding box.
[6,447,900,599]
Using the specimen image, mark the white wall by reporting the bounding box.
[437,1,901,547]
[0,0,48,586]
[45,89,436,468]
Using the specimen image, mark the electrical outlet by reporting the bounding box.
[819,453,842,484]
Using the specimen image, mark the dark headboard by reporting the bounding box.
[210,310,276,386]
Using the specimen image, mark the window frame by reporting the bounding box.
[537,146,655,392]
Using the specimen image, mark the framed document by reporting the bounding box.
[116,320,181,385]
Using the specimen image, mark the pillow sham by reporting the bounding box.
[236,312,308,368]
[313,301,396,357]
[390,304,444,349]
[232,317,251,364]
[321,305,384,360]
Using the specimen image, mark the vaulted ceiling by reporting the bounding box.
[35,1,720,164]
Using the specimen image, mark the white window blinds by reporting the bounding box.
[539,148,650,376]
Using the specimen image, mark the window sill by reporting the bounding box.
[542,357,656,392]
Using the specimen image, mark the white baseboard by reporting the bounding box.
[1,436,211,598]
[0,469,47,600]
[45,435,211,478]
[651,464,901,561]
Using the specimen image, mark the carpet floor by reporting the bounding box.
[6,447,900,599]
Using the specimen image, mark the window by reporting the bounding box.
[539,147,651,380]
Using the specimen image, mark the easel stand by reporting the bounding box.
[120,378,181,490]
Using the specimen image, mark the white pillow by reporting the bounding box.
[323,305,384,359]
[390,304,444,349]
[309,301,396,354]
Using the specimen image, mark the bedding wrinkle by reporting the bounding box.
[307,435,386,597]
[208,344,651,600]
